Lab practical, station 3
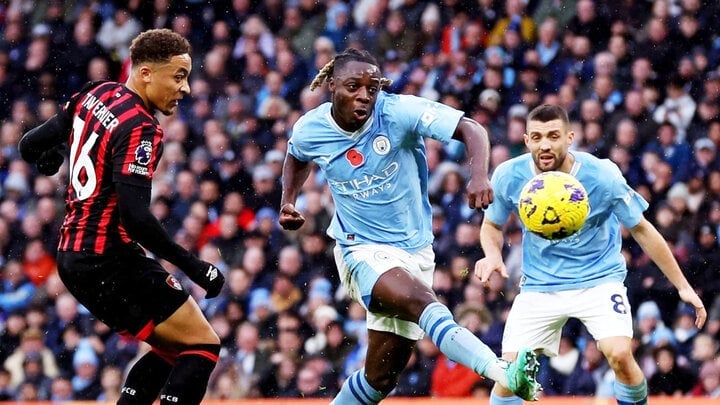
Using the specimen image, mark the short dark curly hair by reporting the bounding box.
[129,29,191,65]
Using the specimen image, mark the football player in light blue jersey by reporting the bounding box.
[279,48,542,404]
[476,104,706,405]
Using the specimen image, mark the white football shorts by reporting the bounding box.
[502,281,634,357]
[333,243,435,340]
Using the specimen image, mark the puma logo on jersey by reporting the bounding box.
[206,266,218,281]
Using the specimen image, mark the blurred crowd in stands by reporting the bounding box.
[0,0,719,400]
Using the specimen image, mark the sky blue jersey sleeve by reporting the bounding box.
[483,157,528,227]
[384,93,464,144]
[604,159,649,228]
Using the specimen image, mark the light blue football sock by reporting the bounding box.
[331,368,384,405]
[490,389,524,405]
[614,379,648,405]
[418,301,497,375]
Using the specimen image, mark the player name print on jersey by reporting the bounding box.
[81,92,120,132]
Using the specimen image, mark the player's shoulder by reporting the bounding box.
[574,151,623,178]
[491,154,535,197]
[493,153,532,178]
[377,91,438,111]
[293,103,332,134]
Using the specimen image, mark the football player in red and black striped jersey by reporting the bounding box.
[19,29,224,405]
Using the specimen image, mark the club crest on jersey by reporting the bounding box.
[166,275,182,290]
[345,148,364,167]
[135,140,153,166]
[372,135,391,155]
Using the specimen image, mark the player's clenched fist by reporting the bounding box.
[279,203,305,231]
[186,260,225,298]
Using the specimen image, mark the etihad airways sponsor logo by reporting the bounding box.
[328,161,399,191]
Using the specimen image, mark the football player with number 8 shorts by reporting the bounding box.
[476,104,706,405]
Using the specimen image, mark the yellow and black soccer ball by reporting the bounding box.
[518,171,590,240]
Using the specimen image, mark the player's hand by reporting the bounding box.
[279,203,305,231]
[187,260,225,299]
[466,177,494,210]
[678,287,707,329]
[36,147,64,176]
[474,256,508,284]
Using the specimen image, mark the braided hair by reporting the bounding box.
[309,48,393,91]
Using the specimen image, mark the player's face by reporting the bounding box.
[146,53,191,116]
[525,118,575,172]
[329,60,382,132]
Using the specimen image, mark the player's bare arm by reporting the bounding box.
[452,117,493,209]
[476,219,509,283]
[630,217,707,328]
[279,154,311,231]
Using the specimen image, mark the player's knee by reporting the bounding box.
[603,345,634,369]
[405,294,436,320]
[365,372,400,396]
[181,343,221,360]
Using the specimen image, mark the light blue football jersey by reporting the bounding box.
[288,91,464,252]
[484,151,649,292]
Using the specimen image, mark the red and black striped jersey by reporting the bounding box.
[58,82,164,254]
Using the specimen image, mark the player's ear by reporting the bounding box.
[566,130,575,145]
[138,65,153,83]
[328,77,335,92]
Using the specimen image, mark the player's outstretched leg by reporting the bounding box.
[418,302,542,400]
[504,348,542,401]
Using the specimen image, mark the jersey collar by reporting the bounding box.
[325,111,374,140]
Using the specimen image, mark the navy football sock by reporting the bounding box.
[118,349,174,405]
[159,344,220,404]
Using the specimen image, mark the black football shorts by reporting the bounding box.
[57,248,190,339]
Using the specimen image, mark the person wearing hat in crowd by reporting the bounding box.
[217,149,253,198]
[19,351,52,400]
[690,137,720,181]
[636,301,677,350]
[4,328,59,390]
[70,341,102,400]
[264,148,285,177]
[673,302,701,359]
[686,223,720,308]
[476,88,507,145]
[246,164,281,212]
[254,206,290,260]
